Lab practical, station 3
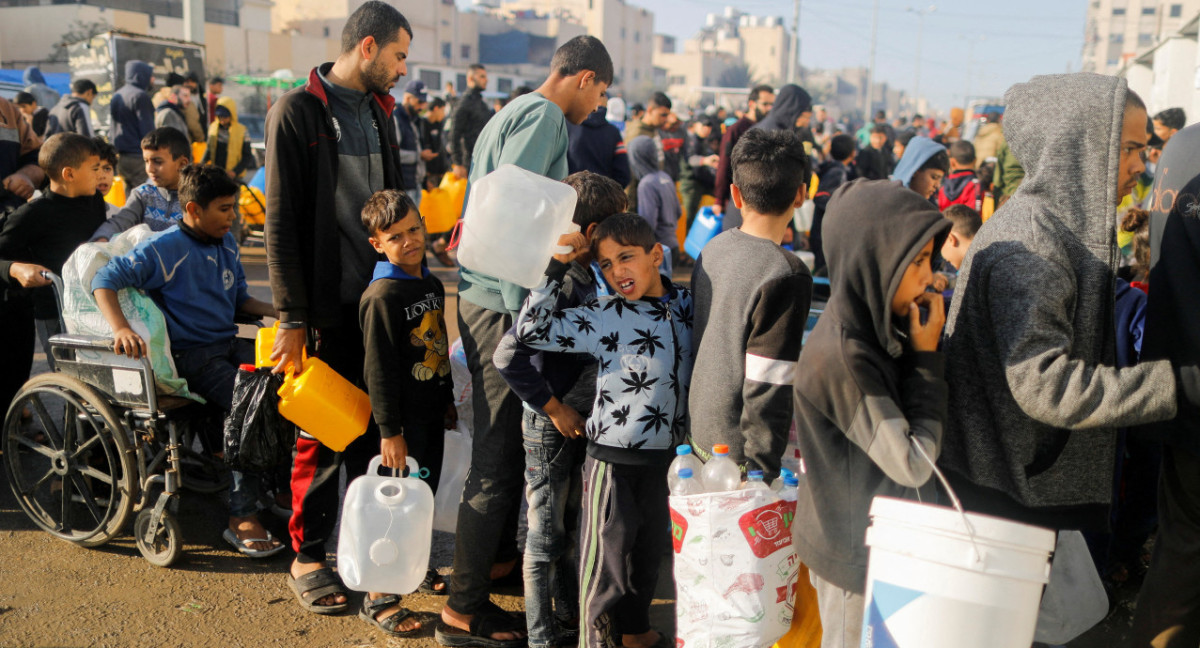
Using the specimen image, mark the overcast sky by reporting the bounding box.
[467,0,1088,115]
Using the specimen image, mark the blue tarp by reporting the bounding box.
[0,69,72,95]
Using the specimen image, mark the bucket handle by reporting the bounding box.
[909,434,984,564]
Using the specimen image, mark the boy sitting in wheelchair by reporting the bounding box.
[91,164,283,558]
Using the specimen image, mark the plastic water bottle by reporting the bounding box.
[744,470,770,490]
[701,444,742,493]
[671,468,705,496]
[779,475,800,502]
[667,444,705,492]
[770,468,795,492]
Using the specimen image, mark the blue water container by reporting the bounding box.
[684,206,723,259]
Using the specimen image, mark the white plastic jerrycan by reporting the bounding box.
[337,456,435,594]
[456,163,580,288]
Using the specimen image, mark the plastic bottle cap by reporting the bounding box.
[239,363,256,371]
[748,470,764,479]
[677,444,693,455]
[781,468,793,478]
[784,476,799,487]
[679,468,693,478]
[712,444,730,455]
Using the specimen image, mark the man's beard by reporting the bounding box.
[363,58,398,95]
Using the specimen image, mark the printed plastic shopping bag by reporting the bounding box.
[671,488,801,648]
[771,563,822,648]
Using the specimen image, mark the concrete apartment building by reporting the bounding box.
[1082,0,1200,73]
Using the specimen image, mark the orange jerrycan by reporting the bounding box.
[256,325,371,451]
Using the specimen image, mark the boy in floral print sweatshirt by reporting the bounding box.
[515,212,693,648]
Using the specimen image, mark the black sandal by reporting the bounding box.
[286,567,349,615]
[419,568,449,595]
[359,594,422,638]
[434,602,526,648]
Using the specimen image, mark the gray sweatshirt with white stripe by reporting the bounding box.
[688,228,812,477]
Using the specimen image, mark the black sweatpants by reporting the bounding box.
[0,292,36,421]
[578,455,670,648]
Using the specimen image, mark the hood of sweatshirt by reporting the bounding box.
[217,95,239,123]
[890,136,945,187]
[751,84,812,133]
[823,179,950,357]
[581,106,609,129]
[607,97,626,122]
[23,66,46,86]
[628,135,658,179]
[125,60,153,91]
[941,169,977,202]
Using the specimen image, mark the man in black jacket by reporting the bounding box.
[47,79,97,138]
[449,64,491,179]
[264,1,419,634]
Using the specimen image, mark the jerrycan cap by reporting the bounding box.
[370,537,400,566]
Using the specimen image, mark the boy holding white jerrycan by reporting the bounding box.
[355,189,457,638]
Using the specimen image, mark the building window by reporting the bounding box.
[1139,32,1154,46]
[456,74,467,92]
[420,70,442,89]
[1110,33,1124,43]
[1171,4,1183,17]
[442,42,452,60]
[1112,7,1125,15]
[461,44,471,59]
[770,46,775,55]
[621,27,626,38]
[323,26,330,37]
[497,77,513,93]
[1142,6,1155,14]
[1107,58,1120,66]
[634,69,639,80]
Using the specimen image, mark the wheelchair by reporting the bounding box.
[2,273,235,567]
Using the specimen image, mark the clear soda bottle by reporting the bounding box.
[671,468,705,496]
[780,474,800,502]
[744,469,771,490]
[667,444,705,492]
[701,443,742,493]
[770,468,794,492]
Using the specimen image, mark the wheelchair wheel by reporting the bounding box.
[3,374,137,547]
[134,507,182,567]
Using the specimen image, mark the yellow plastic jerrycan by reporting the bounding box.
[255,324,371,452]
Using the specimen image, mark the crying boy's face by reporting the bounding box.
[891,239,935,318]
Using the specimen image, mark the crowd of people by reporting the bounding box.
[3,2,1200,648]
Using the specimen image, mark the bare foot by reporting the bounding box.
[623,629,662,648]
[441,605,525,641]
[368,592,421,632]
[489,559,517,580]
[229,515,282,553]
[291,559,347,607]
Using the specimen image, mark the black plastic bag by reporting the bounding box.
[224,365,297,472]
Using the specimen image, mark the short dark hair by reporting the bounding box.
[871,124,888,135]
[39,133,99,181]
[341,1,412,54]
[590,212,656,257]
[13,91,34,106]
[948,140,975,166]
[361,189,420,236]
[184,71,201,84]
[550,35,614,86]
[829,134,856,162]
[141,127,192,161]
[750,84,774,104]
[510,86,534,100]
[896,131,916,148]
[649,92,672,110]
[919,150,951,175]
[165,72,185,88]
[92,136,118,167]
[468,63,486,73]
[1154,107,1186,130]
[211,76,224,84]
[429,97,446,109]
[913,113,924,121]
[565,171,627,231]
[178,164,239,209]
[731,128,810,216]
[72,78,97,95]
[875,109,887,121]
[943,203,982,239]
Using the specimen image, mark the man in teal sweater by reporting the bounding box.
[437,35,612,648]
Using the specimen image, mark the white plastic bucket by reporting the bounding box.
[860,496,1057,648]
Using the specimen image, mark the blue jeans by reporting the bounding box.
[173,338,263,518]
[522,408,585,648]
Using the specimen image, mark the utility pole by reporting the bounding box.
[908,4,936,114]
[183,0,206,44]
[865,0,879,118]
[790,0,802,84]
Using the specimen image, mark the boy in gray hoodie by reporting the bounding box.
[940,75,1193,534]
[792,179,950,648]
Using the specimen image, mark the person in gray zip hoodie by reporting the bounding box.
[792,178,950,648]
[940,74,1192,533]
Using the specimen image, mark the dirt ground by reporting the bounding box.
[0,246,1138,648]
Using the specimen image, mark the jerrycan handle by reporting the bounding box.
[369,456,426,506]
[551,222,583,256]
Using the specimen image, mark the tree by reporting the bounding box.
[50,20,111,63]
[717,63,756,89]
